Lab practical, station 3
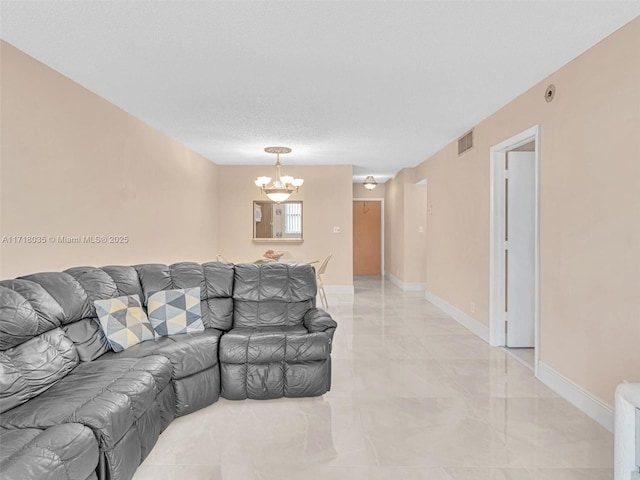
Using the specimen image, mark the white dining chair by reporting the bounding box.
[316,254,332,309]
[216,254,231,263]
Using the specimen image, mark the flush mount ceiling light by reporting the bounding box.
[363,176,378,190]
[255,147,304,203]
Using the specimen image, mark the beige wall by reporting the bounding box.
[384,171,405,280]
[413,18,640,405]
[0,41,219,278]
[217,165,353,287]
[384,171,427,284]
[404,182,427,283]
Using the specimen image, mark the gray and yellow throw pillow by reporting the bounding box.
[94,294,155,352]
[147,287,204,337]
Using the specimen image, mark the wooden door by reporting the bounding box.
[254,203,273,238]
[353,201,381,275]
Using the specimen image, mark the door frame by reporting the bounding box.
[353,198,385,275]
[489,125,541,373]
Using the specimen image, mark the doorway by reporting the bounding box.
[489,125,540,373]
[353,200,383,275]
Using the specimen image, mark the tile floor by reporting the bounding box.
[503,347,535,371]
[134,276,613,480]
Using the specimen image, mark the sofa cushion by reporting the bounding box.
[135,262,235,331]
[64,266,147,361]
[232,263,317,328]
[18,272,92,325]
[233,299,314,328]
[62,319,110,363]
[0,356,172,450]
[94,295,155,352]
[99,330,223,417]
[0,328,78,414]
[220,326,332,364]
[147,287,204,336]
[0,424,99,480]
[0,281,66,350]
[233,263,317,303]
[99,328,222,379]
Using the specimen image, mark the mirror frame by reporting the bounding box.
[252,200,304,243]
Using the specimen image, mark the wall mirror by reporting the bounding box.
[253,201,303,242]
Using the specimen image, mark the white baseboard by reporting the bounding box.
[384,271,426,292]
[422,291,614,434]
[424,290,489,342]
[537,361,614,433]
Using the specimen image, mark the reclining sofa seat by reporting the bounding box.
[0,261,235,480]
[220,263,337,400]
[0,261,336,480]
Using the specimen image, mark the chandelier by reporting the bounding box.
[363,176,377,190]
[255,147,304,203]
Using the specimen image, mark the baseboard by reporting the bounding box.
[384,271,426,292]
[422,292,615,434]
[424,290,489,342]
[537,361,614,433]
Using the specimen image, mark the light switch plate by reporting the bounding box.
[333,226,341,233]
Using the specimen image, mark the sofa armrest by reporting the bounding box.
[303,308,337,340]
[0,424,99,480]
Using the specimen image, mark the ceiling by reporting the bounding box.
[2,1,639,182]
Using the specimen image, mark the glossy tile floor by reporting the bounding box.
[134,276,613,480]
[503,347,535,371]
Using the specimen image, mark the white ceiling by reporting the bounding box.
[2,1,639,182]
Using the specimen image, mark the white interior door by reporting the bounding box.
[506,151,535,347]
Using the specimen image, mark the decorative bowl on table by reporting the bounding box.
[263,249,284,261]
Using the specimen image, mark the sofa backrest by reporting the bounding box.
[135,262,235,331]
[232,263,317,328]
[1,262,235,361]
[62,266,147,361]
[0,261,235,413]
[60,262,235,360]
[1,267,144,367]
[0,279,79,414]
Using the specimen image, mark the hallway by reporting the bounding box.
[134,276,613,479]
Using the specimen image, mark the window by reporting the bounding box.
[283,202,302,235]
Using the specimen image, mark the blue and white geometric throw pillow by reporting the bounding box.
[94,294,155,352]
[147,287,204,337]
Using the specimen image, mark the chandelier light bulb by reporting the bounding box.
[266,191,292,203]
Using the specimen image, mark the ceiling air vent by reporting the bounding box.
[457,129,473,156]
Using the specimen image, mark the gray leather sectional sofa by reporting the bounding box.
[0,262,336,480]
